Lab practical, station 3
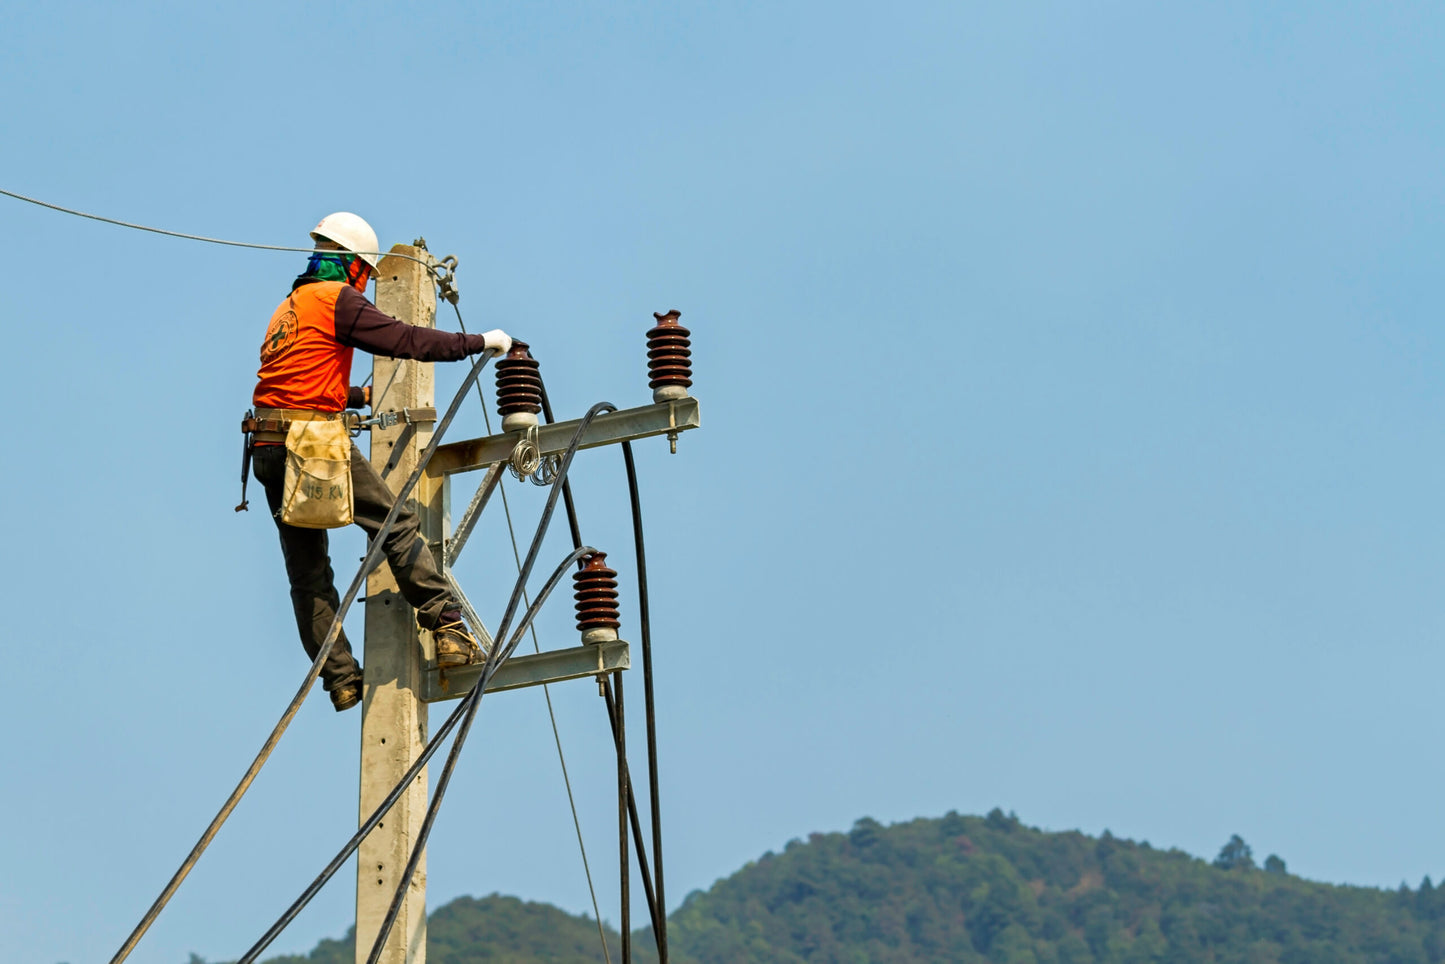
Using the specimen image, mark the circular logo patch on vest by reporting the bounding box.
[262,310,298,359]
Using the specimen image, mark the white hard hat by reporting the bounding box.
[310,212,383,272]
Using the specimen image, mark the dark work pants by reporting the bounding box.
[253,442,456,691]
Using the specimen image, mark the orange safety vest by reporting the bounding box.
[253,281,354,412]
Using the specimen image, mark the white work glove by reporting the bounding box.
[479,328,513,355]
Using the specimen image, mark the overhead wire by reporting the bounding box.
[454,311,671,960]
[364,402,617,963]
[235,543,597,964]
[108,347,499,964]
[622,439,669,961]
[616,671,631,963]
[0,186,437,268]
[451,301,613,962]
[537,382,670,955]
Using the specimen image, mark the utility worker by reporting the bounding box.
[244,212,511,711]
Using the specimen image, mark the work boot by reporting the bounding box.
[434,617,484,669]
[330,678,363,713]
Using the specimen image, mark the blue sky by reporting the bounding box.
[3,2,1444,962]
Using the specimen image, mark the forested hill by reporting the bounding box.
[236,810,1445,963]
[662,810,1445,963]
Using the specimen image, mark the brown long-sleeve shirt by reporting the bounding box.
[334,284,489,360]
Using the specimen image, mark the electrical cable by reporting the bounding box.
[537,380,667,955]
[622,440,669,962]
[364,403,617,964]
[0,185,438,268]
[237,698,467,962]
[537,382,587,554]
[600,678,660,934]
[107,347,498,964]
[235,544,596,964]
[476,390,673,959]
[451,302,612,962]
[369,356,404,414]
[615,671,631,964]
[487,490,614,962]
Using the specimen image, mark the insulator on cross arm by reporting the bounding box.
[495,341,542,432]
[574,552,621,644]
[647,310,692,402]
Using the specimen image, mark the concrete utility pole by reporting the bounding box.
[358,244,437,964]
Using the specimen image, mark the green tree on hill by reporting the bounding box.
[1212,833,1255,871]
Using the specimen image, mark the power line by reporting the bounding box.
[362,405,617,964]
[452,301,613,963]
[0,185,433,267]
[108,349,500,964]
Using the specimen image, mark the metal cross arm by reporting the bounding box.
[415,396,700,702]
[426,396,701,478]
[421,639,631,702]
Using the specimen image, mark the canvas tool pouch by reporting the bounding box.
[281,416,354,528]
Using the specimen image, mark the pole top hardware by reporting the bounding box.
[411,236,461,306]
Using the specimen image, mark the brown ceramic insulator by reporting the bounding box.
[574,552,622,632]
[646,310,693,390]
[495,341,543,417]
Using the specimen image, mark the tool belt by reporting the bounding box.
[236,407,354,515]
[242,407,350,443]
